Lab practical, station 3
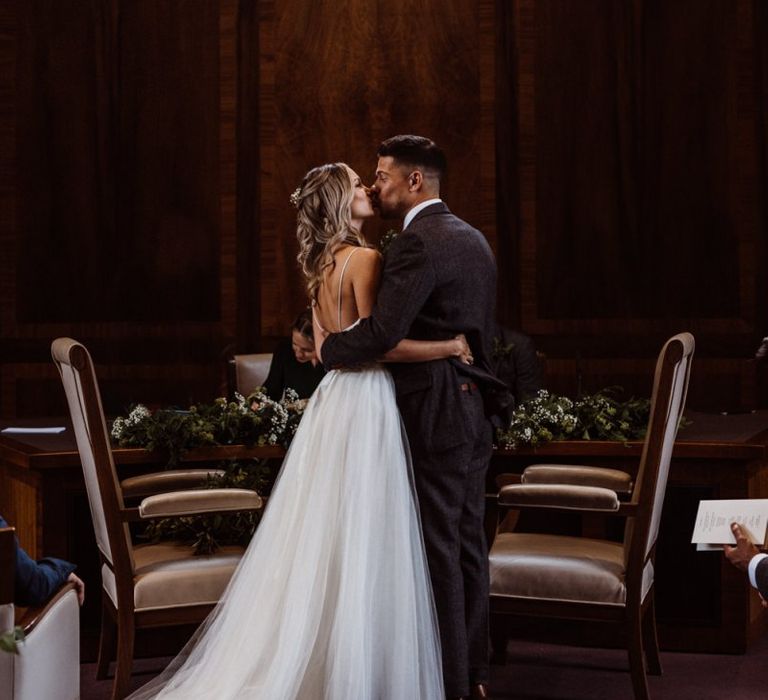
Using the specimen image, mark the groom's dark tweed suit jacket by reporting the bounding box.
[322,201,506,695]
[322,201,504,454]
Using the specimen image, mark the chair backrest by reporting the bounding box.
[51,339,134,578]
[626,333,695,572]
[231,353,273,396]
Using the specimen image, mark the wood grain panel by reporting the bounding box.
[512,0,765,339]
[542,357,759,414]
[15,0,220,324]
[0,0,240,417]
[0,464,41,555]
[3,1,765,422]
[0,1,17,339]
[259,0,496,337]
[1,363,223,418]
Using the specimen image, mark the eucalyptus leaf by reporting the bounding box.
[0,627,25,655]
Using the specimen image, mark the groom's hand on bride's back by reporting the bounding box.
[454,334,474,365]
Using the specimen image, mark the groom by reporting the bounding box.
[321,135,505,700]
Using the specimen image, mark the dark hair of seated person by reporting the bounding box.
[262,309,326,401]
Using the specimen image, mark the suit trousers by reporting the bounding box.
[411,386,493,697]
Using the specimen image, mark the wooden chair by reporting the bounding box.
[0,527,80,700]
[489,332,695,700]
[52,338,263,700]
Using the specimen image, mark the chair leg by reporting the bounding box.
[641,595,663,676]
[97,601,117,680]
[489,613,509,665]
[112,610,135,700]
[627,605,650,700]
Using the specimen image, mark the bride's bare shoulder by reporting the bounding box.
[348,246,381,267]
[331,245,380,274]
[333,244,378,259]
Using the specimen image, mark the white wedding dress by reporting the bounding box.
[129,256,444,699]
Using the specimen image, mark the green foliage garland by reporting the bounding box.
[496,388,653,449]
[111,389,305,466]
[111,388,305,554]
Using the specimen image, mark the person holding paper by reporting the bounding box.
[724,522,768,604]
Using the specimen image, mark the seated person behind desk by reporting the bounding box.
[263,309,326,402]
[492,325,542,425]
[1,514,84,607]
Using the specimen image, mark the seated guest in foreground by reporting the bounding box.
[725,522,768,604]
[262,309,326,401]
[1,514,84,606]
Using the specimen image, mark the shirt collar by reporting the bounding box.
[402,198,442,231]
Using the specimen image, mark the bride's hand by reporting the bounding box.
[453,334,474,365]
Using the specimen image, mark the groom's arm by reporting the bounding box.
[321,233,435,369]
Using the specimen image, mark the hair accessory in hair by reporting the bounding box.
[289,187,302,208]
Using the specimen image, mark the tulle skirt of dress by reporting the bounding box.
[128,366,445,699]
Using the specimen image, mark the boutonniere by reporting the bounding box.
[379,229,399,255]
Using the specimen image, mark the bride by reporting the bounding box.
[128,162,473,699]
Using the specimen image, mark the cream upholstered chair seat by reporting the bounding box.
[0,528,80,700]
[491,532,653,607]
[101,543,245,612]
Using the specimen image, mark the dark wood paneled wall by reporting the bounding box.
[1,0,238,416]
[503,0,768,410]
[1,0,766,418]
[259,0,497,337]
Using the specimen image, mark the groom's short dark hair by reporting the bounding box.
[377,135,446,181]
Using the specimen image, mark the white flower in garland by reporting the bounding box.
[111,404,151,440]
[497,388,650,449]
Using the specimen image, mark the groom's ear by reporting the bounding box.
[408,170,423,191]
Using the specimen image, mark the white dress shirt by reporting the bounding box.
[402,198,442,231]
[749,552,768,589]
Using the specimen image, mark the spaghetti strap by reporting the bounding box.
[311,301,328,336]
[337,248,359,331]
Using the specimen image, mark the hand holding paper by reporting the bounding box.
[691,499,768,551]
[723,523,761,571]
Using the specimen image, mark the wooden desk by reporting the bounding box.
[1,412,767,654]
[0,419,283,557]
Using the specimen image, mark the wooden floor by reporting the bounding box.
[81,634,766,699]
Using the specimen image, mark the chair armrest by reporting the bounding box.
[138,488,262,518]
[522,464,633,495]
[498,483,620,512]
[121,469,226,499]
[15,582,78,635]
[495,473,522,490]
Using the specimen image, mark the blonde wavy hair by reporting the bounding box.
[294,163,368,303]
